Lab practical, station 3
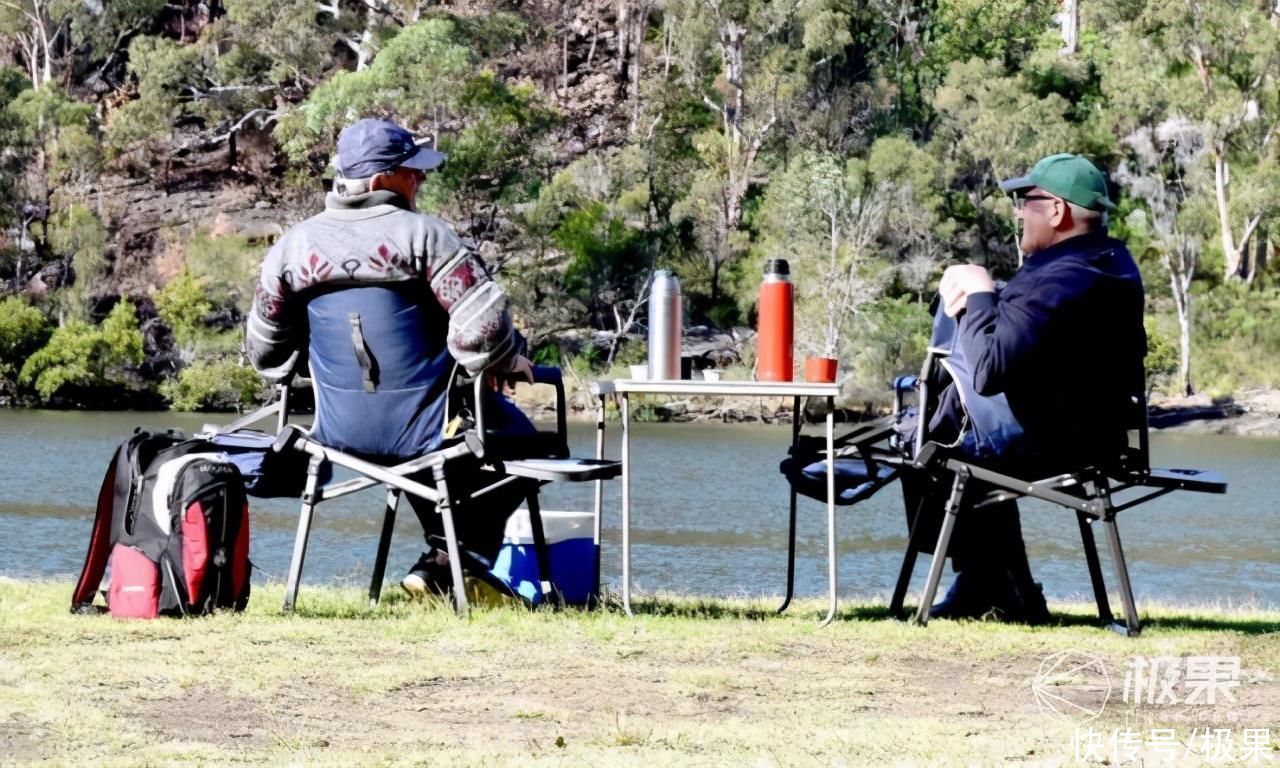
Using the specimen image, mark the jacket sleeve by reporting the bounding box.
[955,269,1072,397]
[244,239,302,382]
[424,225,519,375]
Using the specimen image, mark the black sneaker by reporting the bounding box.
[929,570,995,620]
[401,550,451,599]
[1006,580,1053,626]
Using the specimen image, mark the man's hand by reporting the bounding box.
[506,354,534,386]
[939,264,996,318]
[486,354,535,392]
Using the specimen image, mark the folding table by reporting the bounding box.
[590,379,842,623]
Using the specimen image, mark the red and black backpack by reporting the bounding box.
[72,430,252,618]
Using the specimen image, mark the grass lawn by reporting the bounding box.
[1,579,1277,767]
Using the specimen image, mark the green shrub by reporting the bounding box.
[1143,317,1179,394]
[155,268,215,347]
[18,301,144,400]
[183,231,261,314]
[845,296,933,405]
[0,297,50,379]
[1191,284,1280,396]
[161,356,266,411]
[47,203,108,320]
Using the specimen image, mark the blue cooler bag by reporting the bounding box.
[490,508,596,606]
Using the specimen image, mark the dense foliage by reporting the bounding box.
[0,0,1277,409]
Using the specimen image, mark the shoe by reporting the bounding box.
[929,567,1027,621]
[401,550,451,599]
[1006,580,1052,626]
[928,570,997,620]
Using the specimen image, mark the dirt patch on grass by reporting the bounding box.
[128,686,274,749]
[116,643,1061,751]
[0,713,44,763]
[5,583,1278,765]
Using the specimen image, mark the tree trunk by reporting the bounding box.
[1175,290,1193,396]
[38,9,54,85]
[1058,0,1079,55]
[616,0,630,78]
[1213,149,1245,281]
[627,0,648,134]
[1164,248,1195,396]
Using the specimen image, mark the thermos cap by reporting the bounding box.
[652,269,680,293]
[763,259,790,277]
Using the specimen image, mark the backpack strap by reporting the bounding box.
[71,442,128,611]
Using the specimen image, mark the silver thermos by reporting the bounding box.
[647,270,682,380]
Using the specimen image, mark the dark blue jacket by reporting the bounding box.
[939,231,1145,467]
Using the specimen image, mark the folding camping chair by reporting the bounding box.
[271,365,621,618]
[444,368,622,612]
[780,344,1227,635]
[226,282,621,617]
[907,349,1228,635]
[777,376,917,616]
[198,381,482,614]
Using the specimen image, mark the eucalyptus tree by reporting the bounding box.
[1100,0,1280,284]
[0,0,72,91]
[1114,119,1212,395]
[664,0,804,302]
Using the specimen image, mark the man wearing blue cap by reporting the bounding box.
[914,153,1145,621]
[246,117,535,597]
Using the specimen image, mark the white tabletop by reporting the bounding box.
[590,379,840,398]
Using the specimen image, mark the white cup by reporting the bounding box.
[702,369,722,382]
[629,364,648,380]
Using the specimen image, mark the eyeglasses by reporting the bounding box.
[1013,194,1057,210]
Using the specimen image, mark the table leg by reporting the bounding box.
[592,394,606,608]
[621,392,633,616]
[820,396,838,626]
[777,395,802,614]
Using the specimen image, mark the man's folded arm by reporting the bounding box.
[244,242,301,382]
[956,277,1064,396]
[428,239,519,375]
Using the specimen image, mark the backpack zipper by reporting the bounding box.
[215,488,227,605]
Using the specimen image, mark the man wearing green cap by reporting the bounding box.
[921,153,1145,621]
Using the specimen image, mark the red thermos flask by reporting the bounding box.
[757,259,793,381]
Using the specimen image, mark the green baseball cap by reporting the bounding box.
[999,153,1116,211]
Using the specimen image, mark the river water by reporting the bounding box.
[1,410,1276,608]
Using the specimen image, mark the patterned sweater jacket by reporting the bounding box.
[245,189,518,381]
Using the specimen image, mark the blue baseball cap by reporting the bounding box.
[335,118,446,179]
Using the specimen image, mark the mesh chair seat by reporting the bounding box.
[779,456,898,505]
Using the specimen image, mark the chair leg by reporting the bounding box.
[432,464,469,619]
[891,494,928,619]
[525,489,562,608]
[1076,510,1113,624]
[777,396,803,615]
[778,488,799,614]
[283,455,323,613]
[912,469,969,626]
[1103,514,1141,636]
[368,488,400,607]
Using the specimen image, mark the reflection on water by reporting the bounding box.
[1,410,1277,608]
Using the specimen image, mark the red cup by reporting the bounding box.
[804,356,838,383]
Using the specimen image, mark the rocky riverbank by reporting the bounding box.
[1147,389,1280,437]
